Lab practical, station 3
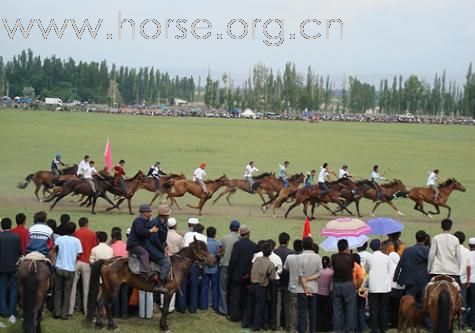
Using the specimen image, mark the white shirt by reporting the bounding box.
[89,243,114,263]
[183,232,207,247]
[469,251,475,283]
[283,254,300,293]
[460,245,471,283]
[428,232,461,275]
[253,251,283,280]
[77,160,89,176]
[318,168,328,183]
[244,165,259,178]
[388,252,405,290]
[151,165,160,177]
[371,171,385,182]
[427,172,438,186]
[365,251,392,293]
[83,166,97,179]
[339,169,349,179]
[357,250,371,268]
[192,168,206,181]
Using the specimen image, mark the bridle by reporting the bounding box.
[172,245,213,263]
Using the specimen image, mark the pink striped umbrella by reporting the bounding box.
[320,217,371,237]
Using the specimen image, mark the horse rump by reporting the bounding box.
[436,288,451,333]
[17,173,34,189]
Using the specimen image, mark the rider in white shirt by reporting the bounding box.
[318,163,336,197]
[244,161,259,192]
[83,160,102,194]
[193,163,208,197]
[427,169,442,202]
[371,165,387,201]
[77,155,90,177]
[339,165,352,179]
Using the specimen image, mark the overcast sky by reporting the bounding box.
[1,0,474,86]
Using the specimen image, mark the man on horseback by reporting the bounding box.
[318,163,336,197]
[126,204,168,293]
[193,163,208,198]
[148,161,167,192]
[371,165,387,202]
[427,169,443,203]
[278,161,290,188]
[77,155,90,176]
[144,204,172,290]
[305,170,317,188]
[113,159,127,197]
[244,161,259,192]
[82,161,103,195]
[51,154,65,176]
[339,165,353,179]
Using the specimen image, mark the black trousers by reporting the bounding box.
[112,284,130,318]
[389,288,404,328]
[368,292,390,333]
[243,284,266,330]
[229,280,248,321]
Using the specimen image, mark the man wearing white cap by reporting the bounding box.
[166,218,183,255]
[184,217,199,235]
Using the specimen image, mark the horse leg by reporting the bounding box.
[321,203,337,216]
[91,195,98,215]
[355,199,362,217]
[34,183,41,201]
[311,202,318,220]
[160,293,172,332]
[101,193,119,211]
[225,189,237,206]
[386,201,404,216]
[284,201,298,219]
[127,198,133,215]
[149,191,161,206]
[370,202,382,216]
[415,201,433,219]
[105,295,117,330]
[50,193,67,210]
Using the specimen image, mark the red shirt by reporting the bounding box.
[114,165,125,178]
[74,227,97,263]
[11,224,29,255]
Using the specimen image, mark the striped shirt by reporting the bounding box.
[26,223,53,255]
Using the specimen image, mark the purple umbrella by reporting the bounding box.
[367,217,404,235]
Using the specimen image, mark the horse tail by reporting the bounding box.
[17,173,34,189]
[436,287,451,333]
[395,191,408,198]
[162,179,174,190]
[87,259,105,320]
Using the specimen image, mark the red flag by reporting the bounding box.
[104,138,112,171]
[302,216,312,239]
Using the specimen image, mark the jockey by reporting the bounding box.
[339,165,353,179]
[193,163,208,197]
[278,161,290,188]
[51,154,65,176]
[126,204,168,293]
[304,170,317,188]
[427,169,442,203]
[148,161,167,191]
[77,155,90,177]
[244,161,259,192]
[83,160,103,195]
[371,165,387,201]
[113,159,127,196]
[144,203,172,289]
[318,163,336,196]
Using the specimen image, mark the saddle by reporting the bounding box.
[18,251,52,266]
[424,275,462,311]
[128,252,162,276]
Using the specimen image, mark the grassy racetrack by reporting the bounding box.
[1,109,474,332]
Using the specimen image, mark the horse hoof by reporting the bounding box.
[427,214,433,219]
[370,212,376,217]
[272,214,276,218]
[397,211,404,216]
[92,211,96,215]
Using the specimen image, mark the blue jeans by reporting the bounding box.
[298,293,317,333]
[199,272,219,311]
[243,284,266,330]
[333,281,356,333]
[356,295,366,332]
[280,177,289,188]
[0,272,17,316]
[319,182,329,196]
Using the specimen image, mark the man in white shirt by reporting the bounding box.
[244,161,259,192]
[83,160,102,194]
[339,165,353,179]
[77,155,90,177]
[193,163,208,197]
[371,165,387,202]
[365,239,392,333]
[426,169,442,202]
[454,230,470,326]
[89,231,113,263]
[318,162,335,197]
[467,238,475,331]
[283,239,303,333]
[428,219,462,283]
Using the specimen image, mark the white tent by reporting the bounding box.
[241,108,256,119]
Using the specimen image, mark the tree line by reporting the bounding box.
[0,50,473,117]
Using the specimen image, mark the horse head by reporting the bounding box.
[190,237,215,265]
[451,179,466,192]
[216,175,233,187]
[131,170,147,183]
[393,179,408,192]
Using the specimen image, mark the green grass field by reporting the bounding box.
[0,109,474,332]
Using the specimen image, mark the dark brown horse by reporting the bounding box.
[140,173,187,205]
[407,178,466,219]
[424,275,462,333]
[17,254,52,333]
[17,165,77,200]
[166,175,233,215]
[356,179,408,216]
[212,172,275,206]
[106,170,150,214]
[87,239,214,331]
[251,174,289,208]
[260,173,306,211]
[398,295,425,333]
[266,173,305,217]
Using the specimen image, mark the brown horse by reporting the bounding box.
[139,173,187,205]
[17,165,77,200]
[266,173,305,217]
[260,173,306,210]
[398,295,425,333]
[106,171,150,214]
[166,175,233,215]
[17,254,52,333]
[424,275,462,333]
[87,239,214,331]
[407,178,466,219]
[252,174,289,208]
[284,178,357,219]
[212,172,275,206]
[356,179,408,216]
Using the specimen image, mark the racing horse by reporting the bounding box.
[424,275,462,333]
[17,165,77,200]
[407,178,466,219]
[166,175,233,215]
[212,172,275,206]
[87,238,214,332]
[356,179,408,216]
[139,173,187,205]
[259,173,307,211]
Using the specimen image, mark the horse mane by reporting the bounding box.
[170,240,207,263]
[381,179,400,187]
[253,172,273,180]
[62,164,78,173]
[168,173,185,178]
[130,170,144,180]
[205,175,227,183]
[288,173,303,181]
[440,178,455,187]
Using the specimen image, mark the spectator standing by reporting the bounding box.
[466,237,475,331]
[55,214,71,236]
[388,251,405,328]
[317,256,334,332]
[454,231,470,327]
[0,218,21,323]
[353,253,366,333]
[382,232,406,256]
[89,231,113,263]
[165,218,183,255]
[283,239,304,333]
[54,222,82,320]
[69,217,97,316]
[110,228,129,318]
[199,226,221,312]
[357,242,371,269]
[11,213,28,255]
[274,232,294,330]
